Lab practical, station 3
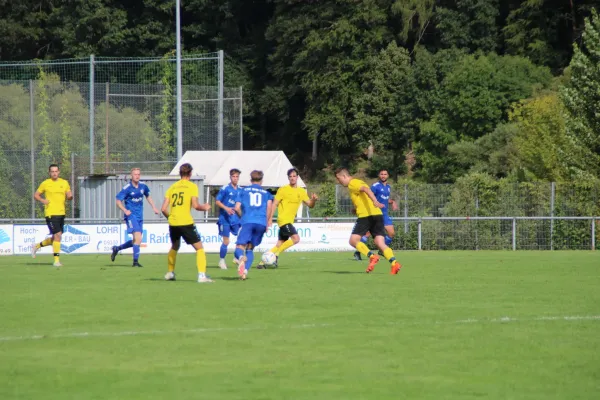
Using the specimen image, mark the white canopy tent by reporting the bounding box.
[169,151,306,188]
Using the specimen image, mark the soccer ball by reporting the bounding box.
[261,252,277,265]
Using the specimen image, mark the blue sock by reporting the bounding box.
[219,243,228,259]
[245,249,254,271]
[118,240,133,251]
[360,236,368,244]
[234,248,244,261]
[385,236,393,246]
[132,244,140,262]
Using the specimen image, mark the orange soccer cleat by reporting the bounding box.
[365,255,380,273]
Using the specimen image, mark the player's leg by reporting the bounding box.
[354,232,371,261]
[234,225,250,278]
[383,215,395,246]
[350,218,375,258]
[275,224,299,255]
[131,229,143,267]
[111,217,135,261]
[218,222,231,269]
[372,216,401,274]
[164,226,180,281]
[32,217,56,258]
[50,217,64,267]
[241,224,266,280]
[184,225,211,283]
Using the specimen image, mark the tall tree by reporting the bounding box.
[560,9,600,156]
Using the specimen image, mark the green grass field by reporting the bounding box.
[1,251,599,400]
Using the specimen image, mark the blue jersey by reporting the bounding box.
[236,184,273,226]
[116,181,150,220]
[371,181,391,214]
[216,183,241,225]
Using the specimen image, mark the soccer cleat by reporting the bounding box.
[132,262,143,268]
[273,256,279,268]
[164,271,176,281]
[256,261,266,269]
[110,246,119,262]
[353,251,362,261]
[390,261,402,275]
[237,257,247,280]
[218,259,228,270]
[31,245,38,259]
[365,255,380,273]
[233,257,240,265]
[53,261,63,267]
[198,276,214,283]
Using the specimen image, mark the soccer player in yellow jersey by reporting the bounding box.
[32,164,73,267]
[335,168,402,274]
[258,168,317,268]
[161,163,213,283]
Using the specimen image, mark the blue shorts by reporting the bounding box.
[217,221,241,237]
[383,214,393,227]
[125,215,143,234]
[236,223,267,247]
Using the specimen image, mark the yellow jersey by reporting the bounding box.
[275,185,309,226]
[36,178,71,217]
[165,179,199,226]
[348,178,382,218]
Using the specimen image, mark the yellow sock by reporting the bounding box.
[383,247,396,262]
[276,239,294,255]
[355,242,372,258]
[38,238,52,249]
[168,249,177,272]
[196,249,206,274]
[269,245,279,254]
[52,241,61,262]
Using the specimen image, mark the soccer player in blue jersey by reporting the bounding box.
[233,170,274,280]
[354,169,398,261]
[215,168,242,270]
[111,168,160,267]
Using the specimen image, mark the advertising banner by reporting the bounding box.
[4,222,354,255]
[0,224,13,255]
[12,224,122,255]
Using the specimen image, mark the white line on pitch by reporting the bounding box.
[0,315,598,343]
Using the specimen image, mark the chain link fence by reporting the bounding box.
[0,54,242,219]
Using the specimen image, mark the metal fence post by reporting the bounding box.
[404,183,408,234]
[29,80,35,219]
[239,86,243,150]
[105,82,109,174]
[592,218,595,251]
[218,49,224,150]
[550,182,555,250]
[418,218,422,250]
[89,55,95,174]
[512,217,516,251]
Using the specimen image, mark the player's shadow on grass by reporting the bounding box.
[145,278,199,283]
[321,270,365,274]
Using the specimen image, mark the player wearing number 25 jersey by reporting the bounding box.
[234,170,274,280]
[161,163,213,283]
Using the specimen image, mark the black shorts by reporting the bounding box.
[46,216,65,235]
[352,215,386,237]
[278,223,298,241]
[169,225,201,245]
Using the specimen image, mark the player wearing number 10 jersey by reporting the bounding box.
[161,163,213,283]
[234,170,274,280]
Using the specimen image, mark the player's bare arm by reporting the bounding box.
[160,197,170,219]
[66,190,73,201]
[390,199,398,211]
[234,201,243,217]
[116,199,131,216]
[33,191,49,205]
[192,196,211,212]
[304,193,318,208]
[266,199,274,228]
[146,195,160,214]
[359,186,384,208]
[215,199,235,215]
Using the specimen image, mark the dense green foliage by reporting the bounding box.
[0,1,599,184]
